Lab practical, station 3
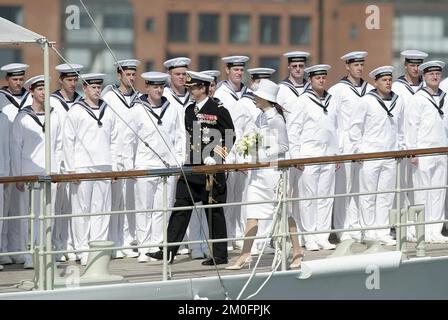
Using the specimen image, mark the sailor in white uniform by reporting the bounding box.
[226,79,304,270]
[0,63,32,265]
[0,102,9,270]
[11,75,63,268]
[407,61,448,243]
[392,50,428,239]
[63,73,119,266]
[350,66,406,245]
[50,63,84,262]
[230,68,276,254]
[288,64,341,251]
[328,51,374,242]
[124,72,184,262]
[214,55,249,251]
[102,59,141,259]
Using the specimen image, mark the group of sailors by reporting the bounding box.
[0,48,448,271]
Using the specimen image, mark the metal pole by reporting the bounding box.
[162,176,168,281]
[281,169,288,271]
[395,158,401,251]
[38,184,45,290]
[43,41,53,290]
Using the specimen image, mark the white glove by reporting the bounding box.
[204,156,217,166]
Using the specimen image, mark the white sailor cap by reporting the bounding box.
[253,79,279,103]
[304,64,331,77]
[401,50,428,64]
[113,59,141,72]
[340,51,368,64]
[1,63,29,77]
[184,70,214,87]
[222,55,250,68]
[247,68,276,80]
[200,70,221,81]
[24,75,45,90]
[283,51,310,63]
[55,63,83,78]
[163,57,191,70]
[141,71,169,85]
[419,60,445,74]
[369,66,394,80]
[80,73,106,85]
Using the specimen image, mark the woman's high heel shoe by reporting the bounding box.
[225,256,252,270]
[289,253,305,269]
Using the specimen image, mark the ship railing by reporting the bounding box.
[1,147,448,290]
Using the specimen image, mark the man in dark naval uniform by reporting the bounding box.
[149,71,235,265]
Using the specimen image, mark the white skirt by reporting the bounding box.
[245,168,283,220]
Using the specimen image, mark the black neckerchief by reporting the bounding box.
[19,105,53,133]
[0,87,29,110]
[51,90,82,112]
[242,91,255,102]
[395,75,423,95]
[338,76,369,97]
[139,95,170,125]
[75,99,108,127]
[110,85,138,109]
[420,87,446,117]
[217,80,247,101]
[367,89,398,118]
[280,78,308,97]
[305,88,332,113]
[164,85,190,107]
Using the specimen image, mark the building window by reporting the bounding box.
[289,16,311,45]
[199,14,219,43]
[198,55,219,71]
[104,13,133,29]
[0,6,23,24]
[260,15,280,45]
[145,60,154,71]
[229,15,250,44]
[350,25,358,39]
[166,53,190,62]
[0,48,22,64]
[168,12,189,42]
[145,18,155,32]
[259,56,280,82]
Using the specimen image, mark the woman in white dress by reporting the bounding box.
[226,79,303,270]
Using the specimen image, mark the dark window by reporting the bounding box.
[289,16,311,45]
[104,14,133,29]
[260,15,280,44]
[145,60,154,71]
[168,12,189,42]
[259,56,280,82]
[145,18,155,32]
[198,55,219,71]
[0,48,22,64]
[229,15,250,44]
[350,25,358,39]
[0,6,23,24]
[199,14,219,43]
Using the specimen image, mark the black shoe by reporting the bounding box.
[147,251,174,263]
[201,257,228,266]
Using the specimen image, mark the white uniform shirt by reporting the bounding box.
[277,78,308,119]
[214,80,247,122]
[0,87,33,123]
[0,112,10,176]
[124,96,184,169]
[101,85,140,171]
[10,106,62,176]
[349,91,406,153]
[406,88,448,149]
[328,78,374,153]
[288,89,341,158]
[63,100,119,172]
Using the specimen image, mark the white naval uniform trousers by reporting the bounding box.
[102,86,140,249]
[0,91,32,255]
[10,108,62,253]
[0,112,9,253]
[407,89,448,240]
[288,90,341,245]
[328,79,374,240]
[124,98,184,255]
[350,92,405,239]
[63,102,118,256]
[214,80,247,249]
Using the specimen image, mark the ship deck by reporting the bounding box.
[1,238,448,294]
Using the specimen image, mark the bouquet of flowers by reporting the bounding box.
[236,131,263,158]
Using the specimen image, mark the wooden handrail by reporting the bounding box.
[1,147,447,184]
